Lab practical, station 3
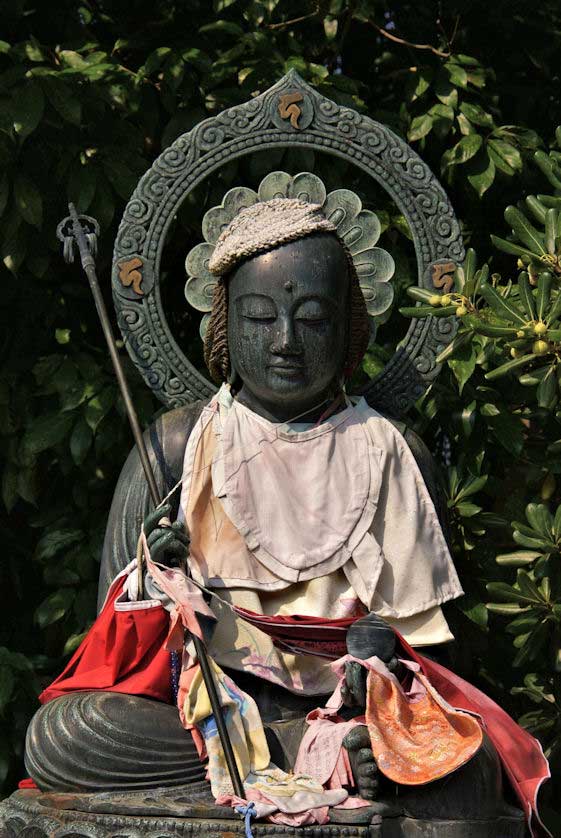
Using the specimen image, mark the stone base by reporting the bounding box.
[0,786,528,838]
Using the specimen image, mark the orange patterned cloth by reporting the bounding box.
[365,661,482,785]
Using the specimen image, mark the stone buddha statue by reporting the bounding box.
[23,197,530,834]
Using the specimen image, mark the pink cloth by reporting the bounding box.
[144,552,216,642]
[218,793,331,826]
[294,706,364,788]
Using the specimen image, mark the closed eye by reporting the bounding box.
[242,313,276,323]
[295,313,329,323]
[237,294,277,323]
[294,300,331,324]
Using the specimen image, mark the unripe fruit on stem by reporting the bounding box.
[510,348,520,358]
[429,295,441,306]
[456,305,468,317]
[517,330,526,338]
[534,322,548,336]
[533,339,550,355]
[541,472,556,502]
[440,295,451,306]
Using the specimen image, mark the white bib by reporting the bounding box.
[211,395,382,582]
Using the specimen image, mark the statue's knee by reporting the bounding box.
[25,691,206,792]
[399,733,504,820]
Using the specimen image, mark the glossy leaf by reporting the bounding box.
[442,134,483,168]
[518,272,536,320]
[14,173,42,228]
[496,550,542,566]
[504,206,547,255]
[466,150,496,197]
[408,113,433,141]
[34,590,76,629]
[487,139,522,176]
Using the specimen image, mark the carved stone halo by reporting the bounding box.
[112,70,463,417]
[184,171,395,343]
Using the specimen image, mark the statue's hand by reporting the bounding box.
[342,660,367,707]
[343,726,379,801]
[346,611,396,661]
[144,502,189,567]
[341,657,402,708]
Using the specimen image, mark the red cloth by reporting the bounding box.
[39,574,172,705]
[18,778,38,789]
[233,606,355,658]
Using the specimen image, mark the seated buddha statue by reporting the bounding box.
[24,198,546,833]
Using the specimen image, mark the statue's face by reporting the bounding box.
[227,232,349,419]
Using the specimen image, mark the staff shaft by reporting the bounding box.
[66,204,245,800]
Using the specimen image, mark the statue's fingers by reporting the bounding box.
[166,539,188,558]
[170,521,190,544]
[343,726,370,751]
[149,530,177,562]
[146,527,172,551]
[356,747,374,765]
[386,655,399,672]
[358,776,377,789]
[359,762,378,777]
[340,683,354,708]
[347,662,367,707]
[386,656,406,680]
[144,503,171,535]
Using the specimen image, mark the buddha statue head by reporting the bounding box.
[203,198,370,420]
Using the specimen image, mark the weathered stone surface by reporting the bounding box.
[0,789,527,838]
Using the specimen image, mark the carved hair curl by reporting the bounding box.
[203,233,370,384]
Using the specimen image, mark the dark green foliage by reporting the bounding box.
[1,0,560,827]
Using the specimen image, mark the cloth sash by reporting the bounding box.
[233,606,355,658]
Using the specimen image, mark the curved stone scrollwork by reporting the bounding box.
[112,69,463,416]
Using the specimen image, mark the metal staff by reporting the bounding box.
[58,203,245,800]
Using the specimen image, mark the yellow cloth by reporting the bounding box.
[181,658,270,794]
[180,657,347,812]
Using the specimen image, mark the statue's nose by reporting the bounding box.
[269,315,301,355]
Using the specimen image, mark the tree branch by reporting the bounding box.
[267,2,322,30]
[365,18,450,59]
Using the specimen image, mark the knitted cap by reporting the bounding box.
[208,197,336,277]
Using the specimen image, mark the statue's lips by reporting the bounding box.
[268,362,305,375]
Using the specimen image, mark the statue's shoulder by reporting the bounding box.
[357,401,429,461]
[358,401,446,523]
[148,398,211,486]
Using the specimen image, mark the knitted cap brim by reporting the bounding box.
[208,198,337,277]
